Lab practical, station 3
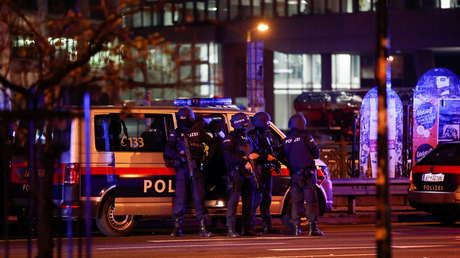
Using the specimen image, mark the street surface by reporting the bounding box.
[3,222,459,258]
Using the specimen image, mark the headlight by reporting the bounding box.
[216,200,225,207]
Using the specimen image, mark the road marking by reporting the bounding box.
[259,254,374,258]
[393,245,447,249]
[269,245,447,252]
[98,242,286,250]
[146,236,313,243]
[269,246,374,251]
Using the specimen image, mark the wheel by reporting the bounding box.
[316,186,326,216]
[96,196,136,236]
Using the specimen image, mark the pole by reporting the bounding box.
[246,30,265,112]
[351,112,358,177]
[84,92,92,258]
[375,0,392,257]
[246,30,255,112]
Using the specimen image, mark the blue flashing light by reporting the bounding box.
[174,98,233,107]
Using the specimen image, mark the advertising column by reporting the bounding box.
[360,87,403,178]
[412,68,460,163]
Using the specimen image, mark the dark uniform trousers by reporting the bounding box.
[253,171,273,226]
[173,165,207,220]
[226,172,257,231]
[290,169,319,225]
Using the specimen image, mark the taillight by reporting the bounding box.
[64,163,80,184]
[317,167,325,184]
[317,168,325,178]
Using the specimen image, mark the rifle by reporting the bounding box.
[180,133,195,178]
[265,135,281,174]
[238,136,259,189]
[247,155,259,190]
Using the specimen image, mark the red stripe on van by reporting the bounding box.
[278,168,289,176]
[412,165,460,174]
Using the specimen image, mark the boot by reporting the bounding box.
[199,218,212,237]
[263,219,273,233]
[308,222,325,237]
[227,226,240,238]
[294,224,303,236]
[170,217,183,237]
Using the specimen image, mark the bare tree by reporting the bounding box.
[0,1,189,257]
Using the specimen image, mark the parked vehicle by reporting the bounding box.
[9,98,333,236]
[408,142,460,225]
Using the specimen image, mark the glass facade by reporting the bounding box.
[122,42,222,102]
[274,52,362,128]
[122,0,460,28]
[332,54,360,90]
[273,52,321,128]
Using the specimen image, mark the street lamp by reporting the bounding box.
[246,22,269,112]
[246,23,269,42]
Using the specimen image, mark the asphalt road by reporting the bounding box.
[4,222,460,258]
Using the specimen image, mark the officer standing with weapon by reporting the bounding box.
[164,107,213,237]
[223,113,258,237]
[283,113,324,236]
[248,111,281,233]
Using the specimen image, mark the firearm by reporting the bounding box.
[265,136,281,174]
[179,134,195,178]
[247,155,259,190]
[240,143,259,189]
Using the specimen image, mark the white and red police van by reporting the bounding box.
[10,98,333,236]
[408,141,460,225]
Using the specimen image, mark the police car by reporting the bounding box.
[10,98,333,236]
[408,142,460,225]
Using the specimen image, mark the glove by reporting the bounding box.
[267,154,276,161]
[244,161,253,171]
[248,153,259,160]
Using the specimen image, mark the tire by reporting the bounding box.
[96,196,136,236]
[316,186,326,216]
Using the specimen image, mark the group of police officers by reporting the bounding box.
[164,107,324,238]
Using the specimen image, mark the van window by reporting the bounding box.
[417,143,460,166]
[94,113,173,152]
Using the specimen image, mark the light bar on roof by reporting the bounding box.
[174,98,233,107]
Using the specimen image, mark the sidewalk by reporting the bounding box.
[320,205,435,224]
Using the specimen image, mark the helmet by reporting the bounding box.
[288,113,307,131]
[252,111,271,129]
[230,112,250,130]
[209,119,224,134]
[176,107,195,130]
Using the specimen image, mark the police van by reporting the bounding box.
[10,98,332,236]
[408,141,460,225]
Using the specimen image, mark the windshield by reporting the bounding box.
[417,143,460,166]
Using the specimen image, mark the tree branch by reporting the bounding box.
[0,75,28,96]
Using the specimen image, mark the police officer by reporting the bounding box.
[283,113,324,236]
[164,107,212,237]
[204,119,227,197]
[223,113,258,237]
[248,111,281,233]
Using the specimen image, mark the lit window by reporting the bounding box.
[273,52,321,128]
[332,54,360,90]
[274,52,321,94]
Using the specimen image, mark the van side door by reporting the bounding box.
[97,112,175,216]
